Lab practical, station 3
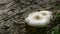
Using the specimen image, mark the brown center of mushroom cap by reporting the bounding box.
[33,15,41,20]
[41,12,47,16]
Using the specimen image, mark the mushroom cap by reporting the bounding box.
[25,11,52,27]
[39,11,52,18]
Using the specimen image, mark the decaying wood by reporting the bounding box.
[0,0,60,34]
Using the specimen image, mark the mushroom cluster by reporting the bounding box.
[25,11,53,27]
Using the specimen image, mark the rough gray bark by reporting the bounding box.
[0,0,60,34]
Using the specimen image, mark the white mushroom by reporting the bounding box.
[39,11,52,18]
[25,11,53,27]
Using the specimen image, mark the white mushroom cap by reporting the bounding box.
[39,11,52,18]
[25,11,52,27]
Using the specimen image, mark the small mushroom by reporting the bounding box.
[25,11,53,27]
